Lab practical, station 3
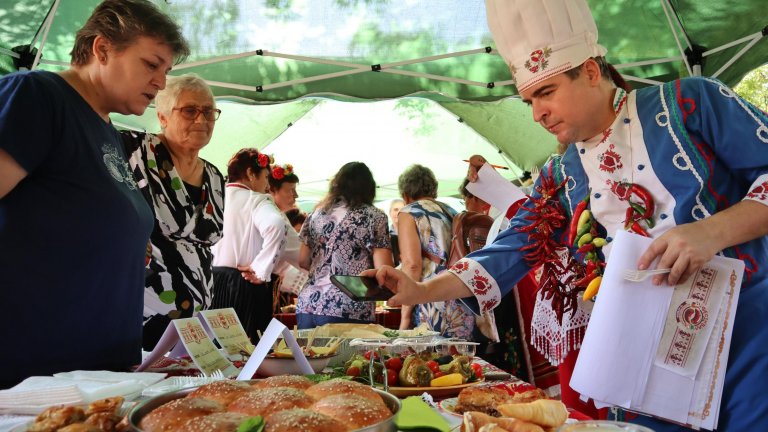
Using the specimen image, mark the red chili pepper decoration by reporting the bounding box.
[611,181,655,220]
[567,193,590,245]
[630,221,649,237]
[573,270,599,288]
[624,207,635,228]
[576,243,595,255]
[516,165,584,323]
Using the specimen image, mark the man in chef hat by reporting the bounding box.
[366,1,768,430]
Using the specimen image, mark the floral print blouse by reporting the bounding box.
[401,199,476,340]
[296,200,390,321]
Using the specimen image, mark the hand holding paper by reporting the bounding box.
[465,163,526,214]
[570,231,744,430]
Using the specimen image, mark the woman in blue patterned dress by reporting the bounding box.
[397,164,476,340]
[296,162,393,328]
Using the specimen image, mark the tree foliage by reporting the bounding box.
[734,63,768,112]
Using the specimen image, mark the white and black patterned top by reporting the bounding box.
[122,131,224,347]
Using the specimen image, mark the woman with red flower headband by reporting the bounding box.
[211,149,301,340]
[268,163,300,212]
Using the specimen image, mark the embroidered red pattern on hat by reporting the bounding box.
[524,47,552,73]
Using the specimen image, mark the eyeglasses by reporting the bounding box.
[172,106,222,121]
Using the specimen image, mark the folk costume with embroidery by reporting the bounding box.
[211,183,300,340]
[450,77,768,430]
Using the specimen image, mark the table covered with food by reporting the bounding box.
[0,322,606,432]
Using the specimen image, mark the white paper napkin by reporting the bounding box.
[0,371,166,415]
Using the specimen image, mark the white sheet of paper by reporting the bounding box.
[571,230,744,430]
[570,231,672,406]
[465,163,526,214]
[236,318,313,380]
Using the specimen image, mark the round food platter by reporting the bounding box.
[437,397,461,417]
[385,379,483,398]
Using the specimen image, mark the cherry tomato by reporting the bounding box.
[425,360,440,374]
[363,350,379,361]
[385,357,403,371]
[470,363,483,379]
[346,366,361,377]
[386,368,398,386]
[433,371,445,379]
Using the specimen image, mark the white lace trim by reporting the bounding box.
[530,292,592,366]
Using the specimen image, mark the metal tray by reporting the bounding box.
[127,381,401,432]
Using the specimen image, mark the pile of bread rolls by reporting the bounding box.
[139,376,393,432]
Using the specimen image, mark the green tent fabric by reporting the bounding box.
[0,0,766,196]
[2,0,764,99]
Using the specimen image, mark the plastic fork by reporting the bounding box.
[208,369,226,379]
[623,268,672,282]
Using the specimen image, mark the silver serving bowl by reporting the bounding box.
[127,381,401,432]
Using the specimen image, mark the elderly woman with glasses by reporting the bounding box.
[121,73,225,350]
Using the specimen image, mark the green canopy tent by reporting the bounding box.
[1,0,766,197]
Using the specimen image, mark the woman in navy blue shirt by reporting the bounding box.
[0,0,189,388]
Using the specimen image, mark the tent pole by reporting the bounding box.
[711,35,764,79]
[380,47,493,69]
[660,0,693,76]
[261,51,373,68]
[179,47,511,93]
[31,0,60,70]
[383,69,494,88]
[619,74,664,86]
[175,51,263,70]
[615,57,684,69]
[0,47,20,58]
[702,31,766,57]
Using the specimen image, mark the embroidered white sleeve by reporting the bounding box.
[744,173,768,206]
[447,257,502,312]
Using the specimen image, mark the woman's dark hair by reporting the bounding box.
[226,148,270,182]
[285,208,307,227]
[398,164,438,200]
[71,0,190,66]
[318,162,376,211]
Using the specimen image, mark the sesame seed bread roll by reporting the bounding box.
[264,408,350,432]
[251,375,314,391]
[311,394,392,429]
[187,380,256,405]
[138,397,224,432]
[305,378,383,403]
[228,387,314,419]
